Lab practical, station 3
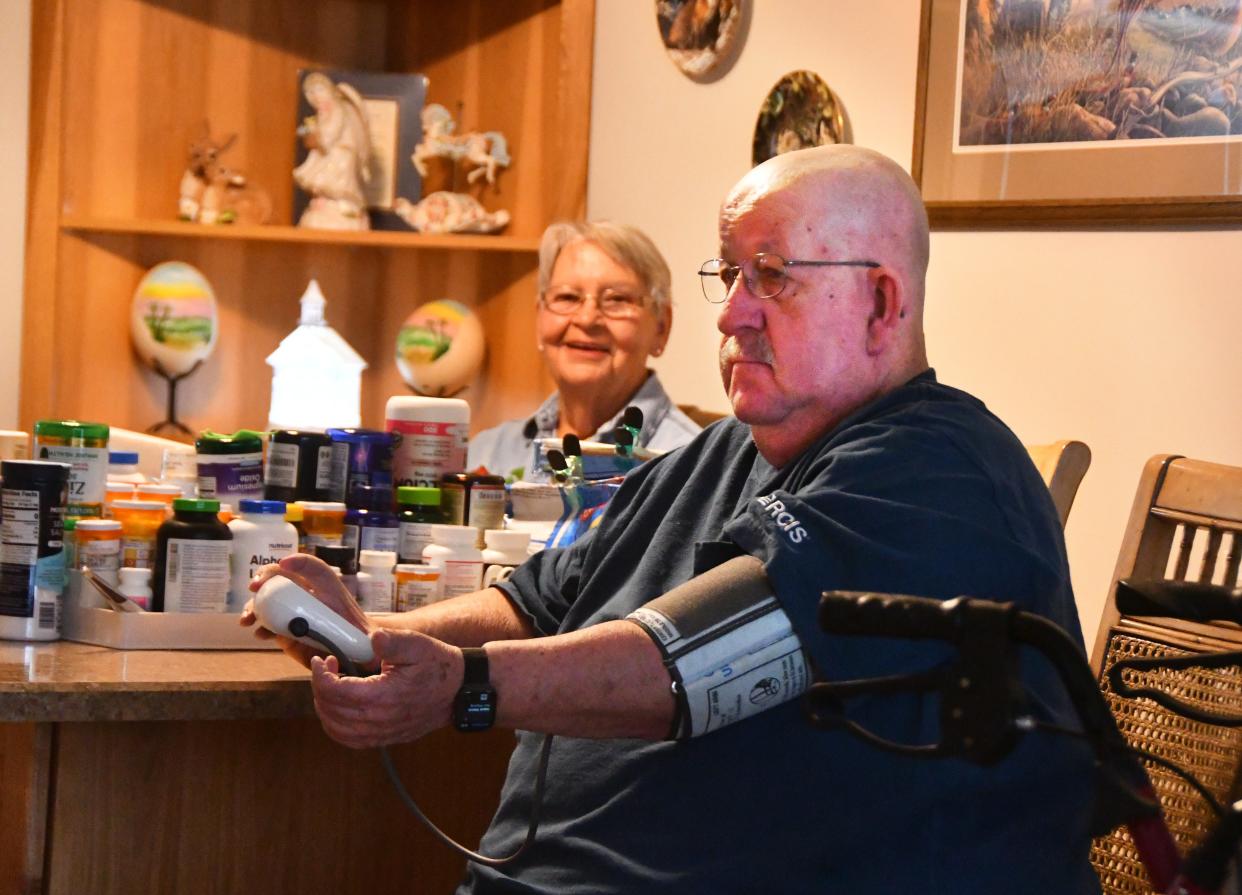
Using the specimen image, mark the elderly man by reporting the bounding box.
[248,145,1097,893]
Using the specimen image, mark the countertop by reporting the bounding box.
[0,640,314,723]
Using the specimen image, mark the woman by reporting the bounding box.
[468,221,700,481]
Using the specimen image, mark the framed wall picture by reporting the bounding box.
[913,1,1242,227]
[293,70,428,231]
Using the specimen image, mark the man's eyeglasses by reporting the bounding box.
[540,289,647,319]
[698,254,879,304]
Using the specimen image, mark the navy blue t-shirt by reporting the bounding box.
[463,371,1099,894]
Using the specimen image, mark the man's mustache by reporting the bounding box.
[719,333,775,368]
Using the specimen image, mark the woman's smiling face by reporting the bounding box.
[537,238,669,396]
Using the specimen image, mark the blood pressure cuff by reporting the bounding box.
[626,556,810,739]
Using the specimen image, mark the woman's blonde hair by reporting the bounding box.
[537,221,672,313]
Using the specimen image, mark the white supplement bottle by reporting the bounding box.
[385,396,470,489]
[481,530,531,587]
[118,567,154,610]
[356,549,397,613]
[226,499,299,611]
[422,524,483,600]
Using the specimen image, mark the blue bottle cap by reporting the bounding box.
[238,499,288,514]
[109,451,140,465]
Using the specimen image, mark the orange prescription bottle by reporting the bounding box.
[111,500,166,569]
[298,501,347,549]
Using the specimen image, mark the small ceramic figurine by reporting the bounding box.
[178,124,271,225]
[393,192,510,234]
[412,104,511,186]
[293,72,373,231]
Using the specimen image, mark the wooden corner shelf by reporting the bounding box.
[60,215,542,253]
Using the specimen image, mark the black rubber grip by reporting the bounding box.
[1114,578,1242,625]
[622,405,643,429]
[818,591,965,640]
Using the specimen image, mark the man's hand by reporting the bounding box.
[311,629,463,749]
[239,553,373,670]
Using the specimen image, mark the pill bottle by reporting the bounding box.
[439,473,504,547]
[118,567,153,610]
[108,451,146,484]
[0,430,29,461]
[136,482,182,516]
[344,484,399,556]
[397,486,446,564]
[314,544,358,598]
[481,530,531,588]
[153,498,232,613]
[265,429,332,504]
[385,396,469,488]
[357,549,397,613]
[0,459,70,641]
[195,430,264,504]
[217,503,235,525]
[394,563,442,611]
[227,500,298,611]
[299,501,347,548]
[104,481,135,516]
[33,419,109,518]
[63,517,82,607]
[112,499,167,570]
[160,447,198,498]
[285,502,307,552]
[421,524,483,600]
[76,518,123,589]
[325,428,395,503]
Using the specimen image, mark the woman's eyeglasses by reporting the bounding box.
[540,289,647,319]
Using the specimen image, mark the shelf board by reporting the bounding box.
[59,216,541,253]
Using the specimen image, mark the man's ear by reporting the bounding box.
[865,268,903,356]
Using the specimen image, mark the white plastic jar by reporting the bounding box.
[118,567,153,610]
[385,396,470,489]
[421,524,483,600]
[481,529,531,587]
[357,549,397,613]
[227,500,299,611]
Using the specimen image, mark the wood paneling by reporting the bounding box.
[45,719,515,894]
[22,0,593,438]
[0,724,52,895]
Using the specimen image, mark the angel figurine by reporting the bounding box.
[293,72,372,230]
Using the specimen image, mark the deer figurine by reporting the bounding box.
[179,124,271,225]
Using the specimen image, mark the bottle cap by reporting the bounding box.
[314,544,357,575]
[297,501,347,514]
[63,518,77,532]
[238,499,288,515]
[397,486,440,507]
[285,503,305,523]
[484,530,530,553]
[109,451,139,465]
[112,499,167,512]
[430,524,477,545]
[76,519,122,531]
[137,483,182,495]
[34,419,110,441]
[359,549,397,568]
[173,498,222,513]
[195,430,264,454]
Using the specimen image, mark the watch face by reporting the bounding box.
[454,685,497,732]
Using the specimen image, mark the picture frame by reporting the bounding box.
[912,1,1242,228]
[293,69,428,231]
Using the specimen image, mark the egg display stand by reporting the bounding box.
[147,359,202,437]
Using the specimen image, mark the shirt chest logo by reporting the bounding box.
[756,493,808,544]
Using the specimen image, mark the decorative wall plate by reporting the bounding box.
[752,70,848,166]
[657,0,745,79]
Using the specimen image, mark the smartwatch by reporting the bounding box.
[453,647,497,732]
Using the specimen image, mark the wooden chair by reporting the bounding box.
[1089,455,1242,894]
[1026,439,1092,529]
[677,404,730,428]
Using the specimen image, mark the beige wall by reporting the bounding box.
[0,0,31,429]
[586,0,1242,638]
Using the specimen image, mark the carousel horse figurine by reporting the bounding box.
[412,103,511,186]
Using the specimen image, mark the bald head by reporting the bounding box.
[721,145,930,311]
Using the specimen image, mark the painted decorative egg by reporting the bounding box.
[395,299,485,397]
[130,262,219,377]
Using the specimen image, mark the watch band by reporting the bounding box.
[461,647,490,685]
